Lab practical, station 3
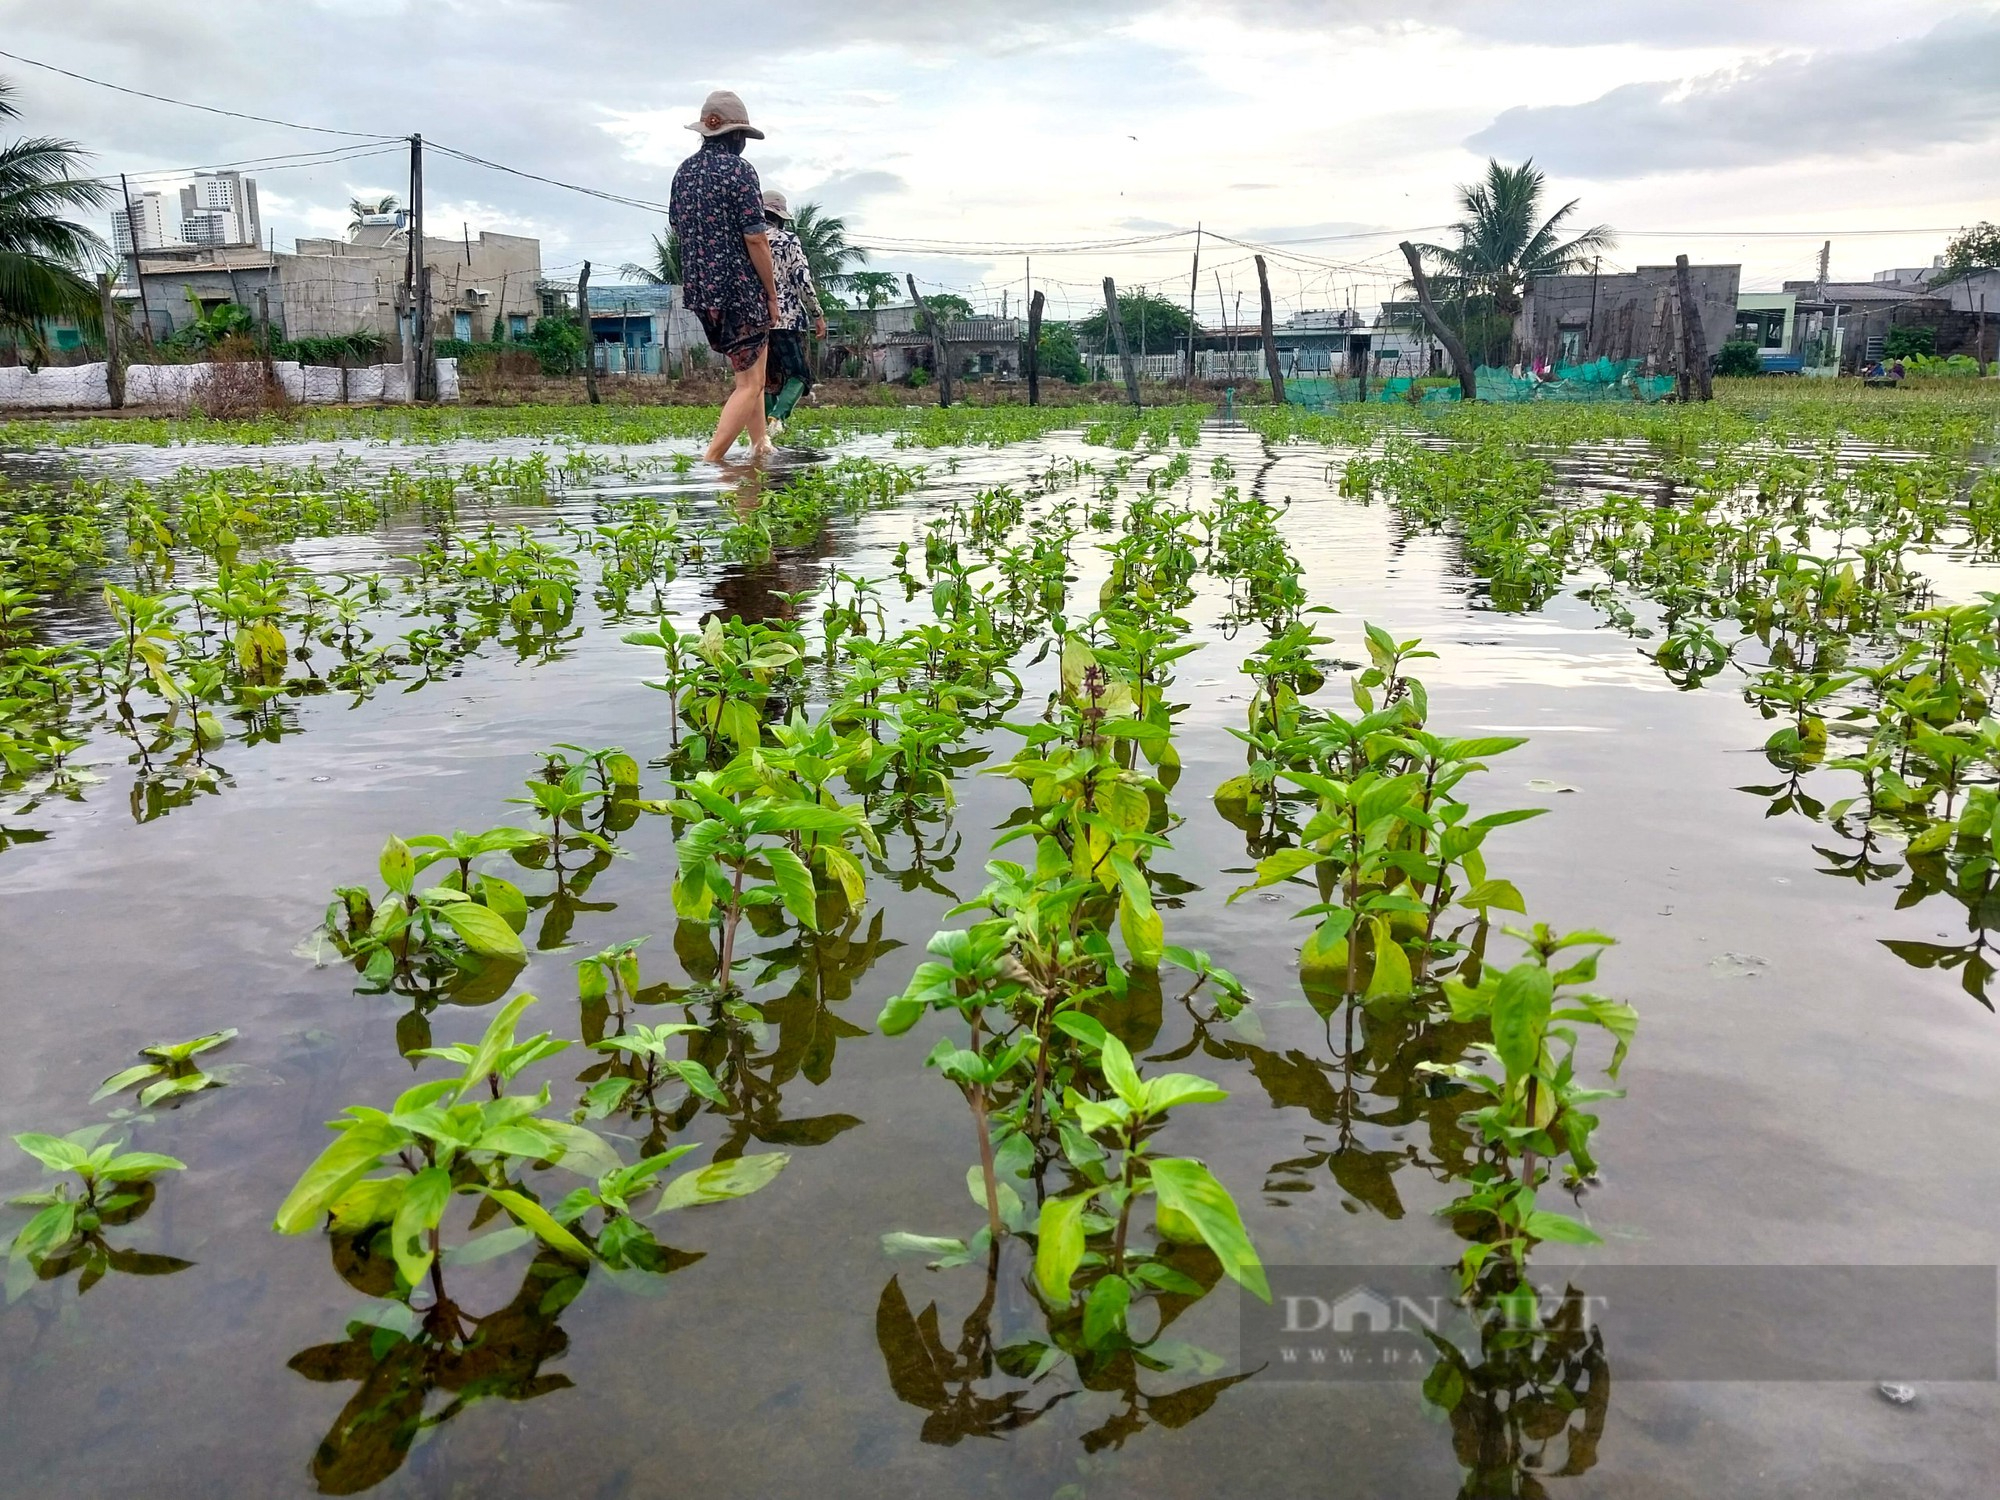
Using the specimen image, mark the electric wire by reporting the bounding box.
[0,48,402,140]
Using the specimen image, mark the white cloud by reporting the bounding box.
[1470,10,2000,177]
[2,0,1994,318]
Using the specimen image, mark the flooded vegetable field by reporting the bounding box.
[3,393,1999,1498]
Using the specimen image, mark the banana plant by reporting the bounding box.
[93,1028,238,1107]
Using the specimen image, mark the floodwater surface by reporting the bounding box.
[2,416,1998,1498]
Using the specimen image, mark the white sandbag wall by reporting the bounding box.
[0,358,460,410]
[0,362,114,409]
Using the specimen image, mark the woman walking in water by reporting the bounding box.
[669,89,781,463]
[759,190,826,436]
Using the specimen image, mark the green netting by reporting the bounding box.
[1474,359,1675,404]
[1282,358,1677,408]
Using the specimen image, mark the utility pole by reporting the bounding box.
[1185,221,1202,388]
[578,260,600,404]
[410,134,435,401]
[256,287,274,390]
[1213,269,1227,380]
[1254,255,1285,405]
[97,273,124,409]
[1816,239,1831,302]
[1027,289,1044,407]
[1103,277,1140,408]
[117,173,156,352]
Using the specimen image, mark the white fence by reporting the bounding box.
[0,358,460,411]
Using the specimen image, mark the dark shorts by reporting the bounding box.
[765,329,813,395]
[695,307,770,372]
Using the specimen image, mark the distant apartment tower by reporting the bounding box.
[178,171,262,249]
[111,190,172,255]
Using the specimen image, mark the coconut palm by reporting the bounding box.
[617,230,679,286]
[790,202,866,301]
[347,194,399,233]
[1415,158,1612,359]
[0,80,111,357]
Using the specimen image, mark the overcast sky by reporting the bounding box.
[4,0,1996,322]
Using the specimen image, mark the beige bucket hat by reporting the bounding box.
[760,190,791,222]
[686,89,764,140]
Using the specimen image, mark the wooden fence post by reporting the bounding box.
[907,274,951,407]
[1254,255,1285,405]
[1674,254,1712,401]
[1397,241,1476,401]
[256,287,276,393]
[1027,289,1044,407]
[578,261,600,405]
[1103,277,1140,408]
[97,273,125,410]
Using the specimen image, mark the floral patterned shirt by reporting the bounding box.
[767,225,822,331]
[668,139,768,325]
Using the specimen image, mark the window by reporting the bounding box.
[1732,309,1787,349]
[453,311,472,341]
[1559,329,1583,364]
[509,314,528,338]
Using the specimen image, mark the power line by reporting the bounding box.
[0,48,403,140]
[426,142,672,215]
[88,144,407,188]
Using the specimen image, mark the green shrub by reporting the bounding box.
[275,332,387,366]
[525,316,583,376]
[1032,323,1087,384]
[1884,326,1936,360]
[1715,340,1763,378]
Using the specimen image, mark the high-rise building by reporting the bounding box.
[111,190,171,255]
[177,171,261,248]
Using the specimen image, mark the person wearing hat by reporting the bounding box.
[669,89,781,463]
[759,190,825,433]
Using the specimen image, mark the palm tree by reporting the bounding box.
[617,230,679,286]
[0,80,111,358]
[1415,158,1612,361]
[347,194,400,234]
[790,202,866,301]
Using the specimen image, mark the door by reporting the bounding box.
[453,311,472,341]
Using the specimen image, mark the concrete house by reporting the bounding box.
[581,282,707,374]
[115,244,281,344]
[290,226,543,347]
[1516,264,1742,370]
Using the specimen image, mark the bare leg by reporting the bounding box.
[704,346,770,463]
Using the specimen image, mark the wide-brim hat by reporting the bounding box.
[761,190,791,222]
[687,89,764,139]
